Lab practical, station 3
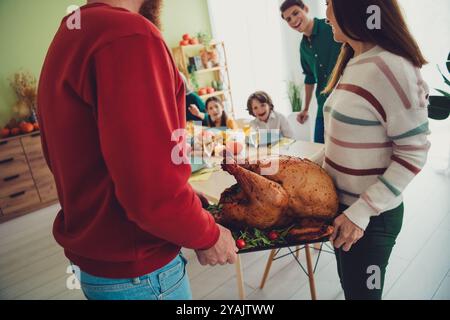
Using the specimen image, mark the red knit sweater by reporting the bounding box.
[37,3,219,278]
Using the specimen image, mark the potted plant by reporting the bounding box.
[287,80,303,113]
[286,80,311,141]
[428,52,450,120]
[9,71,37,120]
[196,32,212,47]
[1,71,40,139]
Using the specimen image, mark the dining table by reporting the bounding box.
[189,137,326,300]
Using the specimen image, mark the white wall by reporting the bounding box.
[208,0,290,120]
[397,0,450,91]
[395,0,450,170]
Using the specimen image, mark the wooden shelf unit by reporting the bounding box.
[0,131,58,223]
[199,89,231,101]
[172,41,235,116]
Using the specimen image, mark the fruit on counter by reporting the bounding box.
[182,33,191,41]
[225,141,243,156]
[1,128,10,138]
[206,87,215,94]
[180,40,190,46]
[198,88,208,96]
[11,128,21,136]
[19,121,34,134]
[268,231,279,241]
[189,38,199,45]
[236,239,246,250]
[33,122,39,131]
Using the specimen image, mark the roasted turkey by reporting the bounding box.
[217,155,339,232]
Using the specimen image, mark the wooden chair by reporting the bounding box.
[258,245,317,300]
[235,244,319,300]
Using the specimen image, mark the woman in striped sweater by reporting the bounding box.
[323,0,430,299]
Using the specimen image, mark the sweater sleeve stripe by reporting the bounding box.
[351,56,411,109]
[325,157,387,176]
[389,122,429,140]
[391,155,423,175]
[378,176,401,196]
[393,141,431,152]
[328,134,392,149]
[324,106,382,126]
[336,83,387,122]
[361,192,381,212]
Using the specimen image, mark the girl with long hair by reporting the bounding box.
[205,97,237,129]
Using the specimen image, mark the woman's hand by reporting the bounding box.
[330,214,364,252]
[189,104,205,120]
[297,109,309,124]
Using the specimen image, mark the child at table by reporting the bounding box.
[205,97,237,129]
[247,91,294,138]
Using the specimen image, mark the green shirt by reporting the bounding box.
[300,18,341,117]
[186,92,207,125]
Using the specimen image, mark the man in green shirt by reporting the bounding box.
[280,0,341,143]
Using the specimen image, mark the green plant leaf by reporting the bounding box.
[287,80,303,112]
[435,89,450,99]
[447,52,450,73]
[437,65,450,87]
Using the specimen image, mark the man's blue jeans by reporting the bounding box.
[76,254,192,300]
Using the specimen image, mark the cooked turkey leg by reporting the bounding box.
[221,161,289,229]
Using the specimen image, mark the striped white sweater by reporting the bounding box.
[323,46,430,230]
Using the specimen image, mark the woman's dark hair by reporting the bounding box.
[280,0,306,17]
[323,0,427,94]
[205,96,229,127]
[246,91,275,117]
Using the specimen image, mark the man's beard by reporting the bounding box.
[139,0,163,30]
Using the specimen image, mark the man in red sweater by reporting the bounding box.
[37,0,237,300]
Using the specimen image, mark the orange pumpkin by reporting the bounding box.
[33,122,40,131]
[189,38,199,45]
[11,128,21,136]
[198,88,208,96]
[1,128,10,138]
[20,122,34,134]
